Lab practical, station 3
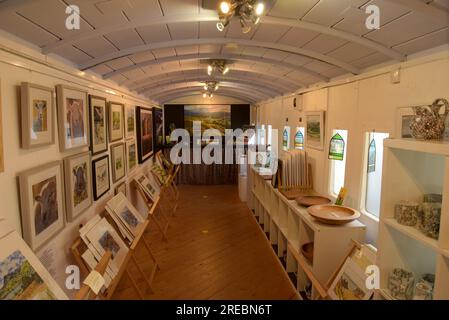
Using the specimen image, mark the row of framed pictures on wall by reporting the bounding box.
[19,82,164,163]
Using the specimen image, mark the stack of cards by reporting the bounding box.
[150,162,168,187]
[79,215,129,290]
[278,150,310,188]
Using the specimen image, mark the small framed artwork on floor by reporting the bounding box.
[125,105,136,139]
[89,95,108,155]
[18,161,66,251]
[110,142,126,183]
[56,85,89,152]
[305,111,325,150]
[20,82,55,149]
[136,106,153,163]
[92,155,111,201]
[109,102,124,142]
[126,139,138,174]
[63,152,93,222]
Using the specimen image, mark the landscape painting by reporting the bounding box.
[126,140,137,173]
[99,231,120,258]
[153,107,164,151]
[184,105,231,135]
[89,95,108,155]
[306,111,325,150]
[32,176,59,237]
[136,107,153,163]
[0,250,56,300]
[126,106,135,138]
[109,102,124,142]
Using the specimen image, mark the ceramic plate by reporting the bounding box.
[296,195,332,207]
[307,204,360,225]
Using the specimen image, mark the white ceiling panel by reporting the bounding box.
[161,61,183,71]
[303,60,336,73]
[283,54,314,66]
[240,46,267,57]
[393,27,449,55]
[360,0,412,28]
[158,0,199,15]
[74,36,118,58]
[130,51,155,64]
[106,57,135,70]
[199,44,222,54]
[110,74,128,83]
[252,24,290,42]
[152,48,177,59]
[277,27,320,47]
[351,52,391,69]
[122,68,146,79]
[302,34,348,54]
[262,49,290,61]
[167,22,199,40]
[319,67,347,79]
[51,46,92,64]
[302,0,367,26]
[89,64,114,76]
[365,11,449,47]
[105,29,144,50]
[68,0,130,29]
[199,21,226,38]
[16,0,93,39]
[0,12,58,47]
[136,24,171,43]
[434,0,449,10]
[327,42,377,63]
[175,45,199,56]
[268,0,320,19]
[225,19,257,40]
[123,0,163,20]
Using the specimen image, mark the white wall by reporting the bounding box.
[259,46,449,246]
[0,32,159,296]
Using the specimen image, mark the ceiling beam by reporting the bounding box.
[126,67,302,92]
[142,81,280,98]
[40,13,404,62]
[103,53,329,82]
[79,38,360,74]
[137,76,291,95]
[161,92,255,104]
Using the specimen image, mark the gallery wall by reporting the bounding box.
[258,45,449,245]
[0,31,160,296]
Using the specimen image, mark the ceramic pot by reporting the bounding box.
[420,203,441,239]
[423,193,442,203]
[395,202,420,226]
[410,98,449,140]
[388,268,415,300]
[413,274,435,300]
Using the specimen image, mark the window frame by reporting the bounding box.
[328,129,349,198]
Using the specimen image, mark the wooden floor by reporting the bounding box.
[113,185,298,300]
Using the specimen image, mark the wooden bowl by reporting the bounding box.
[307,205,360,225]
[296,195,332,207]
[301,242,314,264]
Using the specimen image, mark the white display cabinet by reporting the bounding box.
[378,139,449,300]
[250,166,366,299]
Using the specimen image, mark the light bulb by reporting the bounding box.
[255,2,265,16]
[215,84,219,91]
[216,22,225,32]
[204,85,208,90]
[223,66,230,75]
[254,17,260,25]
[210,93,214,98]
[220,1,230,14]
[203,93,207,98]
[207,65,213,76]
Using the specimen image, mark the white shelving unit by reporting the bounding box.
[378,138,449,300]
[250,166,366,299]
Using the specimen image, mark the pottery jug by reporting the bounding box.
[410,98,449,140]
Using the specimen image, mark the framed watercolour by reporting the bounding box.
[395,107,415,139]
[109,102,124,142]
[153,107,164,152]
[126,139,138,174]
[56,85,89,152]
[0,231,69,300]
[134,173,158,202]
[89,95,108,155]
[110,142,126,183]
[63,152,93,222]
[92,155,110,201]
[114,181,127,196]
[125,105,136,139]
[20,82,55,149]
[305,111,325,150]
[136,107,153,163]
[18,161,66,251]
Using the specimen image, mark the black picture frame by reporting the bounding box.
[136,106,153,164]
[92,155,110,200]
[89,95,108,155]
[153,107,164,152]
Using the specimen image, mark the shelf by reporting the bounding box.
[385,138,449,156]
[383,218,439,252]
[280,226,288,237]
[288,239,300,253]
[272,215,279,226]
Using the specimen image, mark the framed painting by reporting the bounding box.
[110,142,126,183]
[136,107,153,163]
[0,231,69,300]
[153,107,164,152]
[126,139,138,174]
[305,111,325,150]
[56,85,89,152]
[20,82,55,149]
[114,181,127,196]
[18,161,66,251]
[134,173,158,202]
[125,105,136,139]
[89,95,108,155]
[395,107,415,139]
[92,155,110,201]
[63,152,93,222]
[108,102,124,142]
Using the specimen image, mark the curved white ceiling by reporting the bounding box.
[0,0,448,104]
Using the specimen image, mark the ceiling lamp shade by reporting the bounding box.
[202,81,219,98]
[216,0,265,34]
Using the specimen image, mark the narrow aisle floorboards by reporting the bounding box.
[113,185,298,300]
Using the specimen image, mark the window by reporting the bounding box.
[294,127,305,150]
[362,132,389,218]
[258,125,266,145]
[282,126,291,151]
[329,129,348,196]
[267,125,272,148]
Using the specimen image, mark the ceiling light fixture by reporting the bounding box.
[207,59,230,76]
[202,81,219,98]
[216,0,265,34]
